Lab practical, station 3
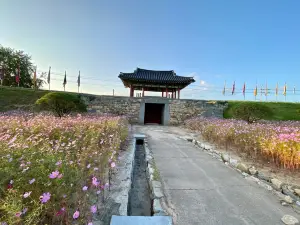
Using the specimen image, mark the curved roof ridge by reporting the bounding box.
[136,68,174,73]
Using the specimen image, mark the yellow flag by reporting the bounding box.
[254,85,257,96]
[283,83,287,96]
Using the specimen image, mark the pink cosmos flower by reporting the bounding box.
[56,160,62,166]
[90,205,97,213]
[40,192,51,203]
[29,178,35,184]
[49,171,60,179]
[96,190,101,195]
[23,191,32,198]
[73,210,80,219]
[94,167,99,171]
[87,164,91,168]
[58,174,63,179]
[88,223,93,225]
[15,212,22,217]
[111,162,116,168]
[82,186,88,191]
[92,177,99,186]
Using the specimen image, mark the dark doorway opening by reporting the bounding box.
[144,103,164,125]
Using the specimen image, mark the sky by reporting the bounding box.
[1,0,300,101]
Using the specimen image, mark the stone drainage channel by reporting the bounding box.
[110,134,172,225]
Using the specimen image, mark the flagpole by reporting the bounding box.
[48,66,51,91]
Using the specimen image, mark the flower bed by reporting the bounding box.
[0,113,128,224]
[185,118,300,170]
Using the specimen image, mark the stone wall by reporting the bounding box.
[168,99,226,125]
[81,95,142,123]
[81,94,227,125]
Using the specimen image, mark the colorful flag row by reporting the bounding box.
[222,82,293,96]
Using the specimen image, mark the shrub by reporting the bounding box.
[35,92,87,117]
[231,102,273,123]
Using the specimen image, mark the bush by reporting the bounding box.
[231,102,273,123]
[35,92,87,117]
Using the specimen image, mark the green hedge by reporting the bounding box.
[35,92,87,117]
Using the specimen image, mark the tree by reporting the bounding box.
[0,45,44,88]
[35,92,87,117]
[231,102,273,123]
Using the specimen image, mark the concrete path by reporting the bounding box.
[135,125,299,225]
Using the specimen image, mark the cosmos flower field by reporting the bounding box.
[0,113,128,224]
[185,118,300,170]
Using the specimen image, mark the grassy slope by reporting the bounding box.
[0,86,49,111]
[224,101,300,121]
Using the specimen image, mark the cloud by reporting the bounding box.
[200,80,206,85]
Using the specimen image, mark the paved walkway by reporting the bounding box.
[135,125,299,225]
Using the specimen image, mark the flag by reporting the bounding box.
[15,64,20,84]
[232,81,235,95]
[242,82,246,96]
[283,83,287,96]
[0,68,3,81]
[33,66,37,88]
[63,71,67,89]
[77,71,80,87]
[222,81,226,95]
[265,82,268,96]
[275,83,278,96]
[47,66,51,84]
[293,86,296,94]
[254,85,258,96]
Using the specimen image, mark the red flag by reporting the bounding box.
[232,81,235,95]
[15,65,20,85]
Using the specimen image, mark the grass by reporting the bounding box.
[152,162,161,181]
[0,86,49,112]
[224,101,300,121]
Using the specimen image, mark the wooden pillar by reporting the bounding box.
[171,90,174,98]
[178,88,180,99]
[142,87,145,97]
[130,85,135,97]
[174,90,176,99]
[162,90,164,97]
[166,88,168,98]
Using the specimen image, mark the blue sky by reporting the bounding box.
[1,0,300,101]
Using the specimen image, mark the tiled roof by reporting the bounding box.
[119,68,195,84]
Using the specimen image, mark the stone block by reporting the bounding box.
[221,153,230,162]
[153,199,163,213]
[153,187,164,199]
[281,215,299,225]
[271,178,283,190]
[236,163,248,173]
